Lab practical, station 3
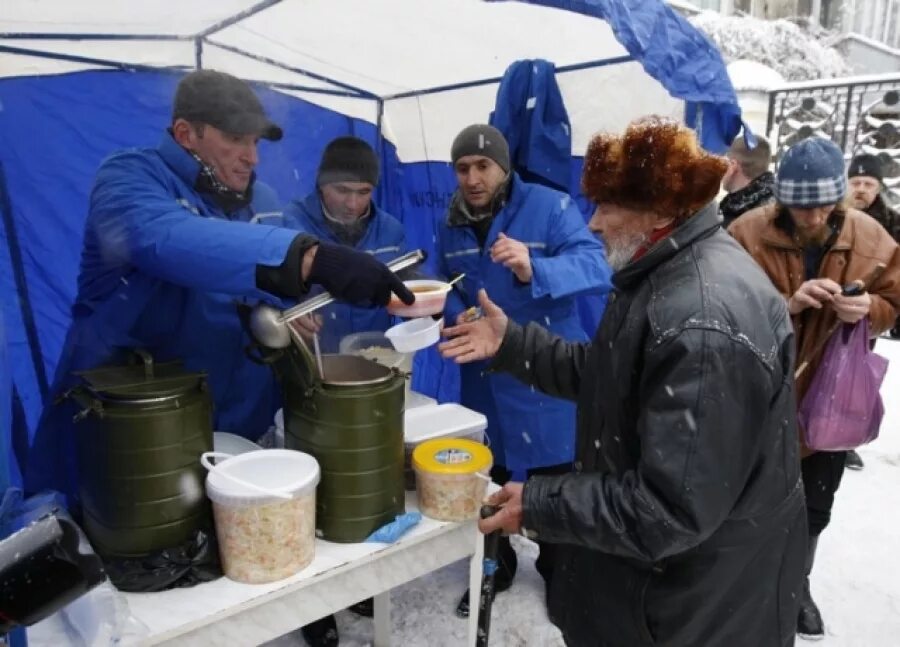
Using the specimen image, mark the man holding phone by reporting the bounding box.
[729,137,900,640]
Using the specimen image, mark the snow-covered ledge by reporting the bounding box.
[727,60,785,138]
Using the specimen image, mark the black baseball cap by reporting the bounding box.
[173,70,283,141]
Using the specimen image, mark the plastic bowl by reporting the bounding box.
[387,280,451,317]
[385,317,442,353]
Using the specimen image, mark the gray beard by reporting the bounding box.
[605,232,650,271]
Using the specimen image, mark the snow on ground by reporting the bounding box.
[270,338,900,647]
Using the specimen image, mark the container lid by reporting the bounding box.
[412,438,492,475]
[405,403,487,445]
[76,359,206,400]
[204,449,320,505]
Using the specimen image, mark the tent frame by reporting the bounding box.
[0,0,635,165]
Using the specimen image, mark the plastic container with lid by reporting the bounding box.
[403,404,487,490]
[412,438,493,522]
[202,449,320,584]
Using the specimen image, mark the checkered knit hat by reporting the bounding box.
[775,137,847,207]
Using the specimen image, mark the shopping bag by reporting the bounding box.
[798,319,889,451]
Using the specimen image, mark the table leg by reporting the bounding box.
[467,521,484,646]
[373,590,391,647]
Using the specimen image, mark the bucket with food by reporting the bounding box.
[404,404,488,490]
[387,279,451,318]
[412,438,493,522]
[202,449,320,584]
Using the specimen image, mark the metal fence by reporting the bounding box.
[767,74,900,209]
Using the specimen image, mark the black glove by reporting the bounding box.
[308,242,415,307]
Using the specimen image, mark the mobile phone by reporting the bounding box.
[841,283,864,297]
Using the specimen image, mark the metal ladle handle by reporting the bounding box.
[278,249,426,325]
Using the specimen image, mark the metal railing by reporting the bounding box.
[767,74,900,209]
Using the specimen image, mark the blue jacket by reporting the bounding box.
[281,193,407,353]
[26,133,296,500]
[490,59,571,193]
[280,194,458,403]
[437,174,612,472]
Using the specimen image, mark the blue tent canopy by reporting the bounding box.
[0,0,741,490]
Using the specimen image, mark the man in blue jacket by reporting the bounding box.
[437,124,612,616]
[283,136,408,351]
[27,69,413,527]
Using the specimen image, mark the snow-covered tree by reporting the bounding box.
[689,11,851,82]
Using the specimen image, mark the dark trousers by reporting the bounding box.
[490,462,571,587]
[801,450,847,537]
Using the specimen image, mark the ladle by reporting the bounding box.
[249,249,426,349]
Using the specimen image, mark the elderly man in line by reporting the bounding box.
[440,117,806,647]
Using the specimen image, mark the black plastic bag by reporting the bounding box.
[102,529,222,593]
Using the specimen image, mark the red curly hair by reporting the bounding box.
[581,116,728,222]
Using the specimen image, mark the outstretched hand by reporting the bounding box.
[439,289,508,363]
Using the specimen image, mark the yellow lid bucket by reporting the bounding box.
[412,438,492,475]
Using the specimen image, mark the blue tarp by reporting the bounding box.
[1,0,741,492]
[0,71,433,464]
[501,0,742,153]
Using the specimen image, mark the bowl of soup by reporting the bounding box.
[387,280,452,317]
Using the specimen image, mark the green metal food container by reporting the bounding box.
[281,346,405,543]
[66,350,213,557]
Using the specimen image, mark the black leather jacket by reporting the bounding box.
[492,203,806,647]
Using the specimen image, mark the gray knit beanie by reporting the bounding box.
[451,124,510,172]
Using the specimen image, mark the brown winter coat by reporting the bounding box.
[730,204,900,453]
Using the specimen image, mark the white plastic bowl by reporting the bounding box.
[387,280,451,318]
[385,317,442,352]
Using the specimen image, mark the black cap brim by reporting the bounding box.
[218,112,283,141]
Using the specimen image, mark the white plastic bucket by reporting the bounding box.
[202,449,320,584]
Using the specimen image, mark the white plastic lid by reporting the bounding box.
[205,449,320,506]
[406,391,437,410]
[404,403,488,445]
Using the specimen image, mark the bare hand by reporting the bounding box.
[788,278,841,314]
[439,290,508,363]
[289,313,322,342]
[831,292,872,323]
[478,483,524,535]
[490,233,532,283]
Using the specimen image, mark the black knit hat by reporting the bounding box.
[317,136,380,186]
[173,70,282,141]
[451,124,510,172]
[848,154,884,183]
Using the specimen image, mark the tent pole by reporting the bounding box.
[203,40,376,98]
[195,38,203,69]
[382,55,633,101]
[195,0,285,38]
[0,45,189,73]
[0,162,50,404]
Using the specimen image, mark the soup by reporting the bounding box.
[410,285,442,294]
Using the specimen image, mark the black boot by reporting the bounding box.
[797,536,824,641]
[455,535,517,618]
[301,615,339,647]
[845,450,864,471]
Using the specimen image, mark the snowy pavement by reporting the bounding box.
[269,338,900,647]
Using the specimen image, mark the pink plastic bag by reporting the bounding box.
[798,319,889,451]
